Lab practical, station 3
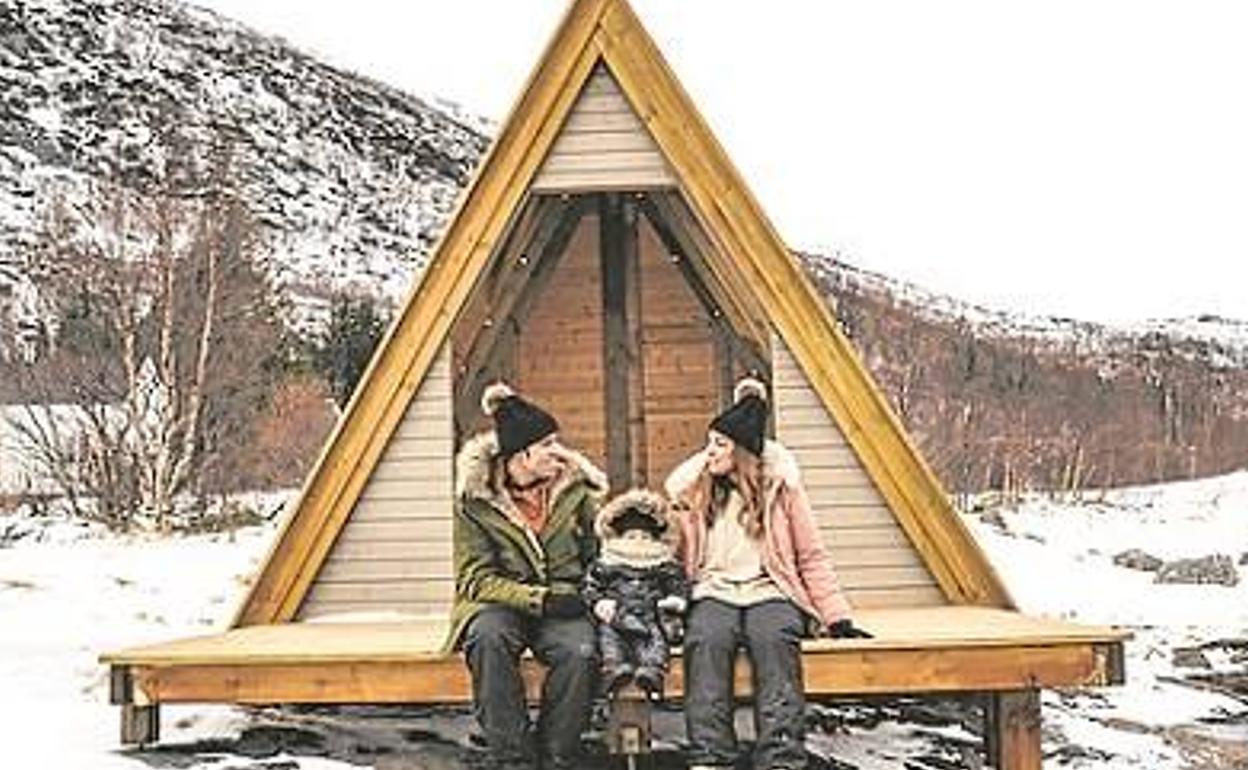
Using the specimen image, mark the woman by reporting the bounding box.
[665,377,872,770]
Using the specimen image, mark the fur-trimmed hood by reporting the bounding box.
[455,430,609,518]
[594,489,676,542]
[595,488,679,568]
[663,439,801,500]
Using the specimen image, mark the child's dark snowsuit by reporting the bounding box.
[583,489,689,695]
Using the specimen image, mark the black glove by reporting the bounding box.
[827,619,873,639]
[542,591,586,619]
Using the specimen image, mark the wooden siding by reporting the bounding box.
[297,344,454,620]
[772,333,946,608]
[532,64,676,191]
[636,215,720,483]
[517,214,608,467]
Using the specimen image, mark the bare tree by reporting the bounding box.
[6,172,288,529]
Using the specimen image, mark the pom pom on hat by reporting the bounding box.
[481,381,516,417]
[710,376,770,457]
[733,376,767,404]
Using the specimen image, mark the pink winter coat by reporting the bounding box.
[664,440,852,628]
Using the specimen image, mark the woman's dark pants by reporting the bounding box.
[462,606,598,769]
[683,598,808,769]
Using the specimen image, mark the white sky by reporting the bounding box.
[191,0,1248,324]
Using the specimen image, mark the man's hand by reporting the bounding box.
[593,598,618,624]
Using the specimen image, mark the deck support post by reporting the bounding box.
[985,689,1041,770]
[112,665,160,746]
[121,705,161,746]
[606,685,653,765]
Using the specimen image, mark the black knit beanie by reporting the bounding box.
[709,377,769,457]
[482,382,559,457]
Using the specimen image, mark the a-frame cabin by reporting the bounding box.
[102,1,1127,767]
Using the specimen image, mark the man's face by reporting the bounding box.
[511,433,563,481]
[704,430,736,476]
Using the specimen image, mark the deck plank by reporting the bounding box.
[102,607,1128,666]
[103,607,1129,705]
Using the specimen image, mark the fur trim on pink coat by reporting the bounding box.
[664,440,852,628]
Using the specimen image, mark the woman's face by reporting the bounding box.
[704,430,736,476]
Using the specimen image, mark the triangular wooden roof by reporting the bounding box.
[234,0,1010,627]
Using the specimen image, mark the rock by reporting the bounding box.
[1239,552,1248,566]
[1156,554,1239,586]
[1155,554,1240,586]
[976,507,1007,533]
[231,726,328,759]
[374,745,468,770]
[1047,744,1117,764]
[1113,548,1163,572]
[1172,647,1212,669]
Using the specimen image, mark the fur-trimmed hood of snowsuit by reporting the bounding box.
[443,430,608,652]
[593,488,680,568]
[664,439,852,628]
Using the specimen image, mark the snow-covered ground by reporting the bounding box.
[962,472,1248,769]
[1,473,1245,769]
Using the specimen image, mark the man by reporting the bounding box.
[443,382,608,770]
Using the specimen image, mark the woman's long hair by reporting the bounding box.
[677,445,766,538]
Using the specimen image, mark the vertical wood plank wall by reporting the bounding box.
[297,343,455,619]
[772,333,946,608]
[637,216,719,484]
[532,64,676,192]
[517,215,608,468]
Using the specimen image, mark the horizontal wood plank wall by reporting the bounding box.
[772,332,946,608]
[297,343,454,620]
[638,215,719,483]
[518,214,607,468]
[532,64,676,192]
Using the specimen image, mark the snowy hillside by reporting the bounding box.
[0,0,488,311]
[803,251,1248,370]
[4,0,1247,376]
[1,474,1244,768]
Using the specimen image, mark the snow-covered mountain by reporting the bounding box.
[5,0,1246,369]
[0,0,488,316]
[803,250,1248,370]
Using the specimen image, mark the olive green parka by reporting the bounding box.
[443,431,608,651]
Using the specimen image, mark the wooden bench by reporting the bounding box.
[102,605,1127,769]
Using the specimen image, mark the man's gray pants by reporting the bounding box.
[683,598,808,769]
[462,606,597,769]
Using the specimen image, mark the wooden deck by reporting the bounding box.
[102,606,1128,705]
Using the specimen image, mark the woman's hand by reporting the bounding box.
[593,598,618,624]
[826,618,873,639]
